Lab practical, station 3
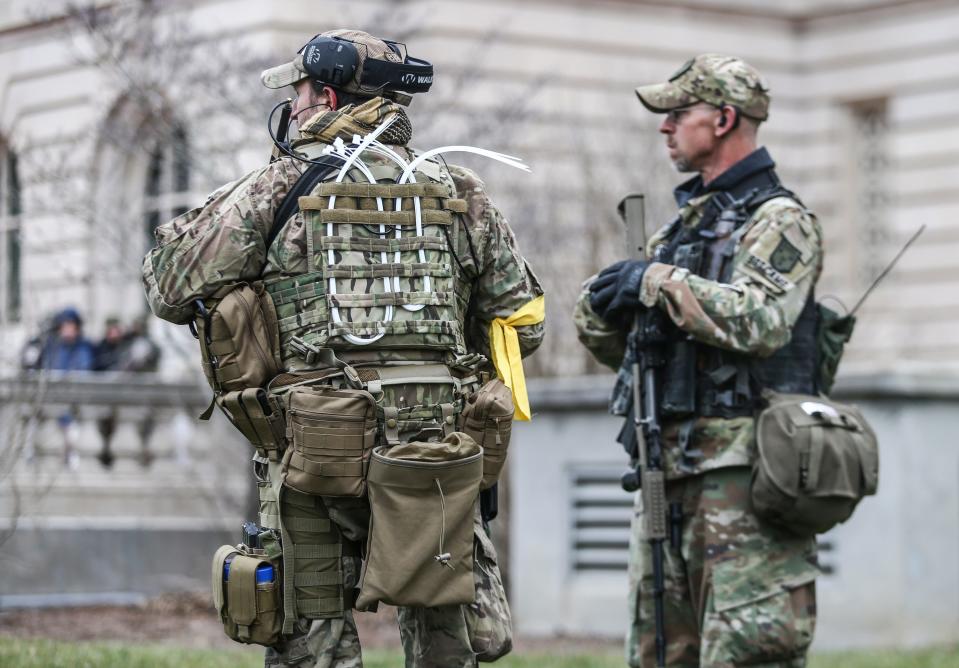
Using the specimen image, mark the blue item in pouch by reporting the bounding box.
[223,557,274,584]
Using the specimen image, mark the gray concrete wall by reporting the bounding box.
[0,524,236,608]
[0,374,252,608]
[510,375,959,650]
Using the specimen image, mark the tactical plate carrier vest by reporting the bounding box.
[657,183,819,419]
[263,158,471,370]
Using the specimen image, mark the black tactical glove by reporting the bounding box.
[589,259,649,323]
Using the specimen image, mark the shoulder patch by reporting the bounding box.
[770,236,802,273]
[745,254,792,291]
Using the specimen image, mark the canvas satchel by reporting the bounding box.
[752,390,879,536]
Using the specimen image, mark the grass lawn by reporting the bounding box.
[2,637,958,667]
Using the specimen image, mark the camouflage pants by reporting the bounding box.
[264,498,511,668]
[626,467,819,668]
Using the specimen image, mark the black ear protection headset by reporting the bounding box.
[298,34,433,95]
[269,35,434,163]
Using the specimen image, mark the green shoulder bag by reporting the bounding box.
[751,390,878,536]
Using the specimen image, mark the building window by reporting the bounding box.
[143,124,191,247]
[847,99,890,284]
[1,147,22,324]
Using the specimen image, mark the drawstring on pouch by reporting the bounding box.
[433,477,454,570]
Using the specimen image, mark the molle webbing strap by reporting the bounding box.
[373,363,457,384]
[323,264,452,279]
[305,183,468,214]
[320,237,448,253]
[257,516,331,533]
[285,453,365,478]
[328,291,453,308]
[303,206,454,226]
[297,597,345,616]
[328,319,458,337]
[267,272,325,304]
[294,544,342,559]
[208,363,243,384]
[314,182,450,198]
[295,572,343,587]
[444,198,468,213]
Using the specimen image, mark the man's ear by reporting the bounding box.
[322,86,339,111]
[716,105,739,136]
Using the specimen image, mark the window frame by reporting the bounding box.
[141,122,193,247]
[0,145,23,325]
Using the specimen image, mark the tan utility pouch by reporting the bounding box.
[752,390,879,536]
[212,545,283,647]
[194,282,282,393]
[357,434,482,609]
[217,388,286,460]
[461,378,514,490]
[283,386,377,497]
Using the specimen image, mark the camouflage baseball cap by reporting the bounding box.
[260,29,403,93]
[635,54,770,121]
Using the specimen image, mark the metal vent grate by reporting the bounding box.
[570,467,633,571]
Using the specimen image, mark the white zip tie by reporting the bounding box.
[399,146,530,185]
[310,126,532,348]
[362,141,427,311]
[320,120,399,346]
[327,143,391,345]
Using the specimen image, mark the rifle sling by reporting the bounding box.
[267,156,341,251]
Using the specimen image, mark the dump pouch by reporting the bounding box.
[460,378,514,490]
[357,434,483,609]
[751,390,879,536]
[283,386,377,497]
[212,545,283,647]
[217,388,286,460]
[194,282,282,393]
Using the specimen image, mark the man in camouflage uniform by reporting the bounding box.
[574,54,822,667]
[143,29,543,668]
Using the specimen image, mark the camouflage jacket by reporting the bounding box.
[143,98,544,367]
[574,148,823,478]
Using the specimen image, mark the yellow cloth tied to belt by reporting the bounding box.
[488,295,545,422]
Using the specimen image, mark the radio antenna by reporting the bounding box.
[851,224,925,315]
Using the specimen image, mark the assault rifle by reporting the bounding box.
[618,194,677,668]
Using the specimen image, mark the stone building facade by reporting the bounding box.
[1,0,957,650]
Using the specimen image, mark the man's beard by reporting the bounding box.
[671,155,694,173]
